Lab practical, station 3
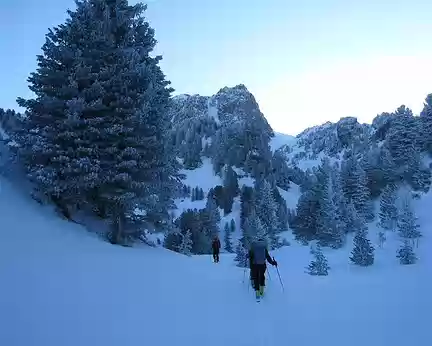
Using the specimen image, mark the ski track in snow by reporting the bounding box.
[0,174,431,345]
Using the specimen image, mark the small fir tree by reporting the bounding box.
[350,228,375,266]
[178,230,193,256]
[224,222,233,253]
[396,241,417,265]
[234,242,248,267]
[307,244,330,276]
[379,184,398,231]
[398,196,421,247]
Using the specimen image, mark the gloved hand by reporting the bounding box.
[273,260,278,267]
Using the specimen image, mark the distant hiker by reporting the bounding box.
[212,235,221,263]
[248,238,277,299]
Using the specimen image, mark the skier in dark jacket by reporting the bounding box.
[212,235,221,263]
[248,238,277,299]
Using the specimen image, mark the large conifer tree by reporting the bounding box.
[15,0,179,243]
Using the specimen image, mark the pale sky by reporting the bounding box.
[1,0,432,135]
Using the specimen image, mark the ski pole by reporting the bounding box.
[242,267,246,283]
[275,265,285,293]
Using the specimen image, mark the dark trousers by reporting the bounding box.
[213,250,219,262]
[251,264,266,290]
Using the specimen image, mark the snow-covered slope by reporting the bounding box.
[1,177,431,346]
[169,119,373,249]
[270,118,371,171]
[270,132,297,152]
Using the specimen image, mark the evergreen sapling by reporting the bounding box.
[398,196,421,248]
[178,230,193,256]
[350,228,375,266]
[234,242,248,267]
[307,244,330,276]
[379,184,398,231]
[396,240,417,265]
[256,180,279,249]
[224,222,233,253]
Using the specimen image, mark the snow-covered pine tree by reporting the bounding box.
[242,118,274,181]
[420,93,432,118]
[174,209,207,255]
[330,162,346,214]
[420,94,432,155]
[230,218,236,234]
[379,183,398,231]
[240,185,255,230]
[272,187,290,234]
[255,180,279,249]
[182,131,202,169]
[180,185,190,198]
[350,227,375,266]
[362,146,385,198]
[223,165,239,211]
[408,153,431,193]
[178,230,193,256]
[206,191,220,221]
[394,104,413,117]
[276,199,289,232]
[198,188,205,200]
[163,223,182,252]
[380,146,398,186]
[234,242,248,267]
[398,196,421,248]
[307,244,330,276]
[192,187,205,201]
[386,113,420,167]
[224,222,233,253]
[244,211,267,244]
[343,202,360,234]
[271,150,291,190]
[292,188,320,243]
[357,162,374,221]
[341,155,373,221]
[317,162,345,249]
[15,0,180,244]
[396,240,417,265]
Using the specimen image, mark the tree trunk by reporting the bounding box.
[110,210,126,245]
[116,214,123,245]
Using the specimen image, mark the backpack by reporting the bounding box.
[252,241,266,265]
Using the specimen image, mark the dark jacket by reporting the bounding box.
[248,247,276,267]
[212,238,221,251]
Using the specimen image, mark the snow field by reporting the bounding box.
[1,177,431,346]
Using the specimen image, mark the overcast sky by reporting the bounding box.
[1,0,432,135]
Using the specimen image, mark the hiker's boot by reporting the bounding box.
[259,286,265,296]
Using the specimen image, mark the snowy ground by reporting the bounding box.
[270,132,297,152]
[1,176,431,346]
